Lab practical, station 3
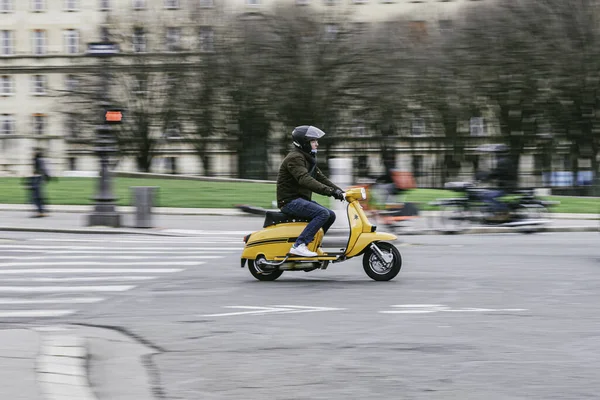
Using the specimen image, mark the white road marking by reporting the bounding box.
[159,230,250,236]
[0,310,76,318]
[30,233,249,241]
[0,249,241,254]
[0,261,214,267]
[0,298,104,305]
[0,268,184,274]
[0,285,135,293]
[380,304,528,314]
[272,305,347,314]
[2,255,227,260]
[0,245,241,251]
[201,305,345,317]
[201,306,288,317]
[0,276,157,282]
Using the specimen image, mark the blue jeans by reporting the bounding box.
[281,198,336,246]
[30,176,45,213]
[480,189,507,213]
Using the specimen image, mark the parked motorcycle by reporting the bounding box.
[240,187,402,281]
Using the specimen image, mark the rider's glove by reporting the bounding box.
[332,188,345,201]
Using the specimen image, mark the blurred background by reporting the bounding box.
[0,0,598,196]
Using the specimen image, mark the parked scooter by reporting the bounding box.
[240,187,402,281]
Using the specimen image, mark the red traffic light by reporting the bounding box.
[105,110,123,123]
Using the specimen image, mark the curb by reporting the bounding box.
[0,226,188,236]
[35,326,97,400]
[405,226,599,235]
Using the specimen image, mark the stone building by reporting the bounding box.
[2,0,541,187]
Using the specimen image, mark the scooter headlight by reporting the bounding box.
[360,187,367,200]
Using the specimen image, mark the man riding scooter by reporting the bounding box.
[477,144,518,222]
[277,125,345,257]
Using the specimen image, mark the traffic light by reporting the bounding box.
[104,109,123,124]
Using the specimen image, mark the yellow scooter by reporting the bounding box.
[241,187,402,281]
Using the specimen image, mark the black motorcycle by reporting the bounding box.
[430,181,559,233]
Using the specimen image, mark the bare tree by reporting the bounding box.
[534,0,600,185]
[259,5,371,163]
[218,13,274,179]
[457,1,553,169]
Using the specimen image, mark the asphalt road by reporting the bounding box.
[1,231,599,399]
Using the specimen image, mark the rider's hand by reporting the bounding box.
[332,189,345,201]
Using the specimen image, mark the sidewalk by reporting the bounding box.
[0,325,155,400]
[0,204,597,236]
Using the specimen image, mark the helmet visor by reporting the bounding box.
[305,126,326,140]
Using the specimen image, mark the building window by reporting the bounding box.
[31,75,47,95]
[246,0,260,5]
[68,157,77,170]
[64,0,78,11]
[132,0,146,10]
[324,24,338,41]
[1,30,14,56]
[470,117,486,136]
[1,114,15,134]
[64,29,80,54]
[1,75,13,95]
[411,118,425,136]
[438,19,453,33]
[164,0,179,8]
[295,0,309,5]
[351,119,367,136]
[1,0,14,12]
[99,0,110,10]
[33,114,46,135]
[31,0,45,11]
[32,30,47,55]
[65,74,78,91]
[412,155,423,177]
[199,0,213,7]
[100,26,110,42]
[165,27,181,52]
[65,114,78,138]
[133,27,146,53]
[409,21,428,43]
[133,76,147,95]
[199,27,214,52]
[163,122,181,138]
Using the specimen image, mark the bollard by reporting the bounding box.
[131,186,159,228]
[328,158,353,232]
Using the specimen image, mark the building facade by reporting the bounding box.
[1,0,531,186]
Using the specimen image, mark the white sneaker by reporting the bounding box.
[289,243,318,257]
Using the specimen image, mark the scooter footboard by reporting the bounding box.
[346,232,397,258]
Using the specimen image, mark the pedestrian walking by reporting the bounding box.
[29,148,52,218]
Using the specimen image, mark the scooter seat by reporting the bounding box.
[263,211,312,228]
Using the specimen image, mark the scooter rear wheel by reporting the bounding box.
[248,255,284,281]
[362,242,402,281]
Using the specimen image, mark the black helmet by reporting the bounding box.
[292,125,326,154]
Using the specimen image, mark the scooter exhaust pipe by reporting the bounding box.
[256,256,290,268]
[370,243,394,264]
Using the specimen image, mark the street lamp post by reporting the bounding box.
[86,41,122,227]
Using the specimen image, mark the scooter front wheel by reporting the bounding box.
[248,255,284,281]
[362,242,402,281]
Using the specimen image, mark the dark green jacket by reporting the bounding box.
[276,148,342,208]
